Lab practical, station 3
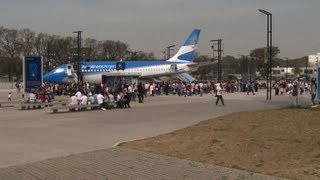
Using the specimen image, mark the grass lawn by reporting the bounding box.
[120,107,320,180]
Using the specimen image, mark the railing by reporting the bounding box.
[178,73,196,83]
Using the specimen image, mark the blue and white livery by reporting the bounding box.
[44,29,201,84]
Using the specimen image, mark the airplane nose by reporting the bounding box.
[43,73,49,80]
[43,72,54,82]
[43,65,68,83]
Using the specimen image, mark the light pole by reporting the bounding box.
[285,57,289,79]
[258,9,272,100]
[211,45,215,61]
[211,45,215,79]
[166,45,175,59]
[211,39,223,83]
[128,51,139,60]
[73,31,82,83]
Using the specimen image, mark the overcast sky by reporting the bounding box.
[1,0,320,59]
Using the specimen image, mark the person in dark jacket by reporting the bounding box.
[123,91,131,108]
[137,82,144,103]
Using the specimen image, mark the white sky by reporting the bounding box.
[1,0,320,59]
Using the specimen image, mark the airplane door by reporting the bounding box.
[170,64,177,72]
[66,64,73,76]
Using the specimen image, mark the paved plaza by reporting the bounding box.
[0,89,308,179]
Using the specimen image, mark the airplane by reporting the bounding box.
[44,29,201,84]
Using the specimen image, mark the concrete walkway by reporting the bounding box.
[0,147,286,180]
[0,90,307,179]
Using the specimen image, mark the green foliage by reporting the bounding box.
[249,46,280,78]
[249,46,280,60]
[288,56,308,67]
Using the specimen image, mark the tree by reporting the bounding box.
[35,33,52,72]
[249,46,280,77]
[222,55,240,74]
[83,38,101,60]
[101,40,129,60]
[0,26,164,80]
[194,55,210,63]
[293,65,301,76]
[250,46,280,61]
[0,28,23,80]
[19,28,36,56]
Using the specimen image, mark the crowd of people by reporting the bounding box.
[273,79,318,107]
[11,78,318,109]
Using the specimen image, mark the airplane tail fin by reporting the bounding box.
[167,29,201,62]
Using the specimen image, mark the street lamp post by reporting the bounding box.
[285,57,289,79]
[258,9,273,100]
[211,45,214,62]
[166,45,175,59]
[73,31,82,83]
[211,39,223,83]
[211,45,215,79]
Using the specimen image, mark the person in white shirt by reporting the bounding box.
[97,92,106,110]
[128,84,133,94]
[149,84,154,96]
[28,91,36,103]
[68,93,78,111]
[116,91,125,108]
[88,92,94,105]
[69,94,78,105]
[80,93,88,105]
[8,92,12,101]
[215,83,225,106]
[144,83,149,97]
[108,93,115,103]
[75,90,82,104]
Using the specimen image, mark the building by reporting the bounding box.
[308,53,320,67]
[272,66,317,79]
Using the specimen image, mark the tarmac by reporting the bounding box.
[0,88,309,179]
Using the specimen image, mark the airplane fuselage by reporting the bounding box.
[43,29,201,84]
[82,61,193,83]
[44,60,194,84]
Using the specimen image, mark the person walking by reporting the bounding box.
[290,83,299,106]
[215,83,225,106]
[310,79,318,108]
[137,82,144,103]
[8,92,12,101]
[246,81,255,95]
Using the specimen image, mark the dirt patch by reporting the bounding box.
[120,107,320,180]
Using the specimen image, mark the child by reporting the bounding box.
[8,92,12,101]
[21,93,25,102]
